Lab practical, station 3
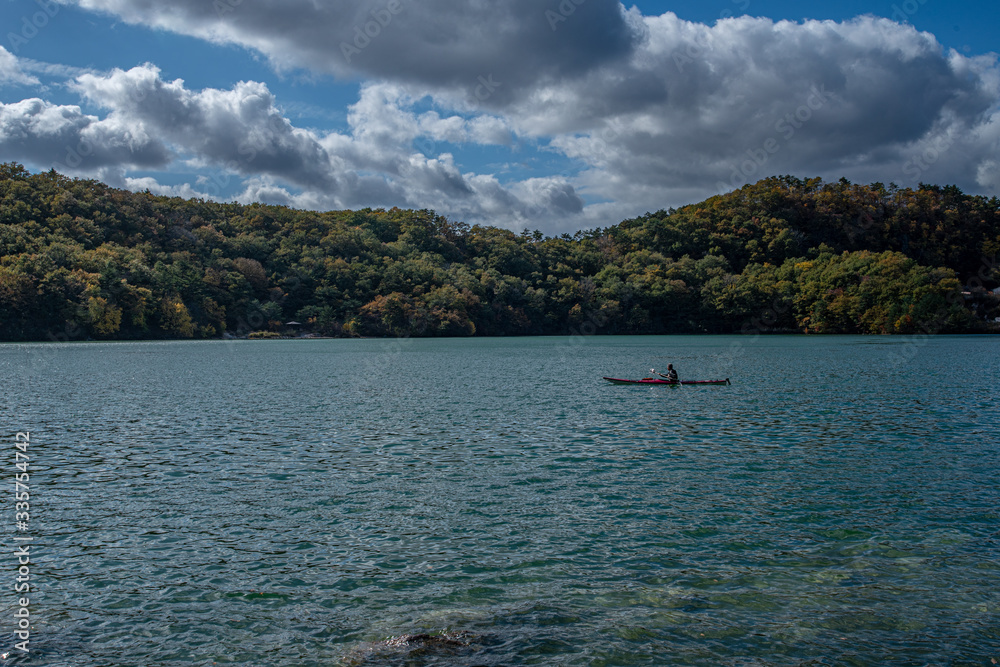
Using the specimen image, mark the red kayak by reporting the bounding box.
[603,377,731,386]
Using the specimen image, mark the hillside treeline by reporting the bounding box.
[0,163,997,341]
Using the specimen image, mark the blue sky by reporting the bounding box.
[1,0,998,234]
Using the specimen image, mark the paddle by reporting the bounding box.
[651,368,677,383]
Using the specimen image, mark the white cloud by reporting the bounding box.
[468,116,512,146]
[71,64,340,190]
[413,111,511,147]
[0,97,169,171]
[4,6,999,233]
[3,66,587,230]
[511,14,1000,216]
[0,46,40,86]
[123,175,213,200]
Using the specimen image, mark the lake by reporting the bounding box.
[1,335,998,665]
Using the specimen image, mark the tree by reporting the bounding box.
[159,297,195,338]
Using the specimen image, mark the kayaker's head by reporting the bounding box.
[667,364,673,370]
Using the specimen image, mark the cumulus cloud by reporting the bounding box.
[62,0,636,104]
[123,175,213,200]
[0,97,169,171]
[6,5,1000,232]
[72,65,340,190]
[0,46,40,86]
[4,65,583,228]
[526,14,1000,214]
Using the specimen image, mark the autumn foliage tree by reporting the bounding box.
[0,163,995,340]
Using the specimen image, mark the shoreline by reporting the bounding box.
[1,329,997,344]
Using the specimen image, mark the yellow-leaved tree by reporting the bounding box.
[160,297,195,338]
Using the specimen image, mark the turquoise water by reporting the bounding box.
[1,335,998,665]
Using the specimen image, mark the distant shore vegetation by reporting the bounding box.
[0,162,997,341]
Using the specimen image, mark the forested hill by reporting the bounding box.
[0,163,997,341]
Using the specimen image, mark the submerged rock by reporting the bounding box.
[341,631,482,665]
[383,633,466,649]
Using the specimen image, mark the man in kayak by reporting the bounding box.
[659,364,679,382]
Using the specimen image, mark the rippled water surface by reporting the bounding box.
[1,335,998,665]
